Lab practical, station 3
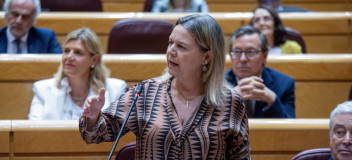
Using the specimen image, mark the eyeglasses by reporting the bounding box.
[230,49,263,59]
[253,16,273,24]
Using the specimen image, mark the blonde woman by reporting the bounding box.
[80,15,250,159]
[28,28,127,120]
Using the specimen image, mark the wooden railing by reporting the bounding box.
[0,12,351,53]
[0,119,330,160]
[0,54,351,119]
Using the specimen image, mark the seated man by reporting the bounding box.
[329,101,352,160]
[225,25,295,118]
[257,0,310,12]
[0,0,62,54]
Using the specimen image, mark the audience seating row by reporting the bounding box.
[101,0,352,12]
[0,119,329,160]
[0,54,351,120]
[0,12,350,54]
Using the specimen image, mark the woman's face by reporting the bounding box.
[252,8,275,37]
[62,39,98,79]
[166,25,209,81]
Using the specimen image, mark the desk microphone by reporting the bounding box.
[107,82,144,160]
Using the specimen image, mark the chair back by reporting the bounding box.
[115,142,136,160]
[41,0,102,12]
[144,0,155,12]
[291,148,331,160]
[285,27,306,53]
[108,19,174,54]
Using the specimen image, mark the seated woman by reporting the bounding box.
[28,28,127,120]
[250,6,302,54]
[152,0,209,13]
[80,14,250,159]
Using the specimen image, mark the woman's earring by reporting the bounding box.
[202,63,207,72]
[91,65,95,69]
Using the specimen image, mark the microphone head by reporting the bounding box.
[135,82,144,95]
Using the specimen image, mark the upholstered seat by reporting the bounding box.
[285,27,307,53]
[115,142,136,160]
[144,0,155,12]
[40,0,102,12]
[108,19,174,54]
[291,148,331,160]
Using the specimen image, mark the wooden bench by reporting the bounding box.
[0,12,351,53]
[0,54,351,119]
[101,0,352,12]
[0,119,329,160]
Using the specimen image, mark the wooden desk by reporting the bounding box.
[11,120,134,160]
[0,119,330,160]
[101,0,352,12]
[0,54,351,119]
[0,121,11,160]
[0,12,350,53]
[249,119,329,160]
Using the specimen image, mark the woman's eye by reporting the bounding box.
[178,45,185,49]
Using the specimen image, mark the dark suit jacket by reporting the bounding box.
[225,67,295,118]
[0,26,62,54]
[279,6,310,12]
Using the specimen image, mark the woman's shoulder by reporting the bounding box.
[280,40,302,54]
[139,77,167,87]
[32,78,61,94]
[106,78,127,86]
[34,78,56,87]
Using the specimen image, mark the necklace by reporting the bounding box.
[71,91,89,106]
[71,93,88,101]
[175,81,200,108]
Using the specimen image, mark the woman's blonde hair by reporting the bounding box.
[54,28,110,94]
[161,14,229,106]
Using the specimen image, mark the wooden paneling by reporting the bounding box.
[0,121,11,160]
[0,54,351,119]
[101,0,351,12]
[0,83,33,120]
[103,3,144,12]
[303,35,351,53]
[11,120,135,160]
[295,82,352,118]
[0,119,330,160]
[0,121,11,153]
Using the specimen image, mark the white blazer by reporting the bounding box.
[28,77,127,120]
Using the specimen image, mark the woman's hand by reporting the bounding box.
[82,88,105,130]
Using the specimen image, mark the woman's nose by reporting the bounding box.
[167,44,176,56]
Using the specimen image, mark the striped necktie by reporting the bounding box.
[244,100,254,118]
[14,39,22,53]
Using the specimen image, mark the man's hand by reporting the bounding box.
[236,76,276,106]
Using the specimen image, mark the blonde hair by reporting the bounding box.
[161,14,229,106]
[54,28,110,94]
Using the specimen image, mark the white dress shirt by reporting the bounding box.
[6,28,28,54]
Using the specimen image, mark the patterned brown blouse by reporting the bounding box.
[79,77,250,160]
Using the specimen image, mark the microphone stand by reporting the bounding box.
[107,83,144,160]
